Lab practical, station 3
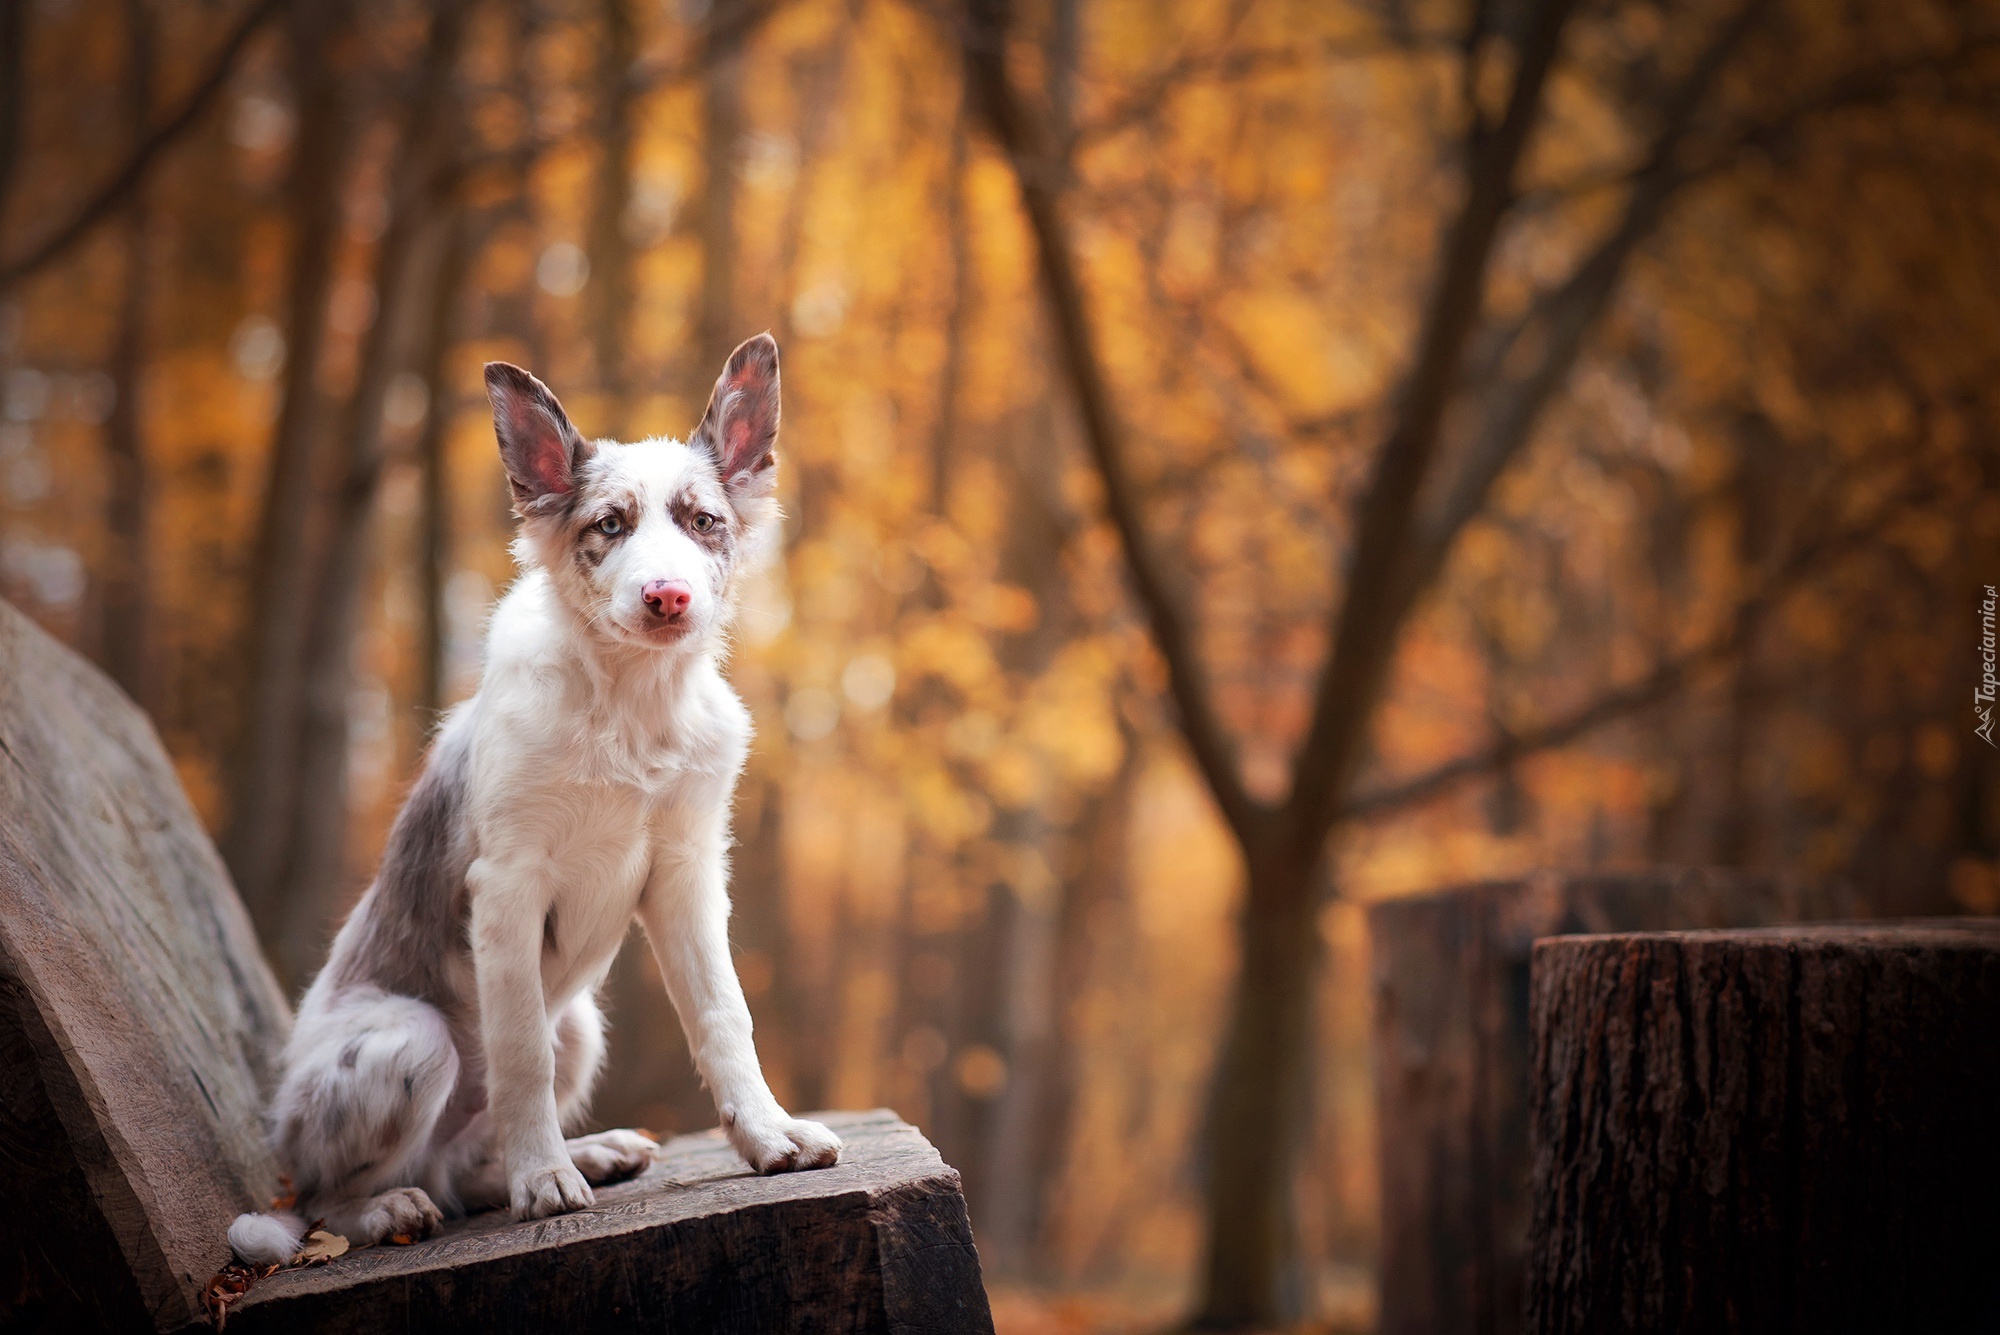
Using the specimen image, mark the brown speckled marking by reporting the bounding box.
[570,472,638,574]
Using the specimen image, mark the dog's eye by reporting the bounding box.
[596,515,624,536]
[691,512,717,533]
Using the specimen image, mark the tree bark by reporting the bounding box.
[275,0,469,984]
[98,0,156,709]
[415,210,471,722]
[1193,852,1324,1327]
[1526,921,2000,1335]
[587,0,637,430]
[695,0,745,377]
[0,597,289,1333]
[1026,736,1138,1278]
[223,0,358,945]
[0,0,25,221]
[1370,869,1861,1335]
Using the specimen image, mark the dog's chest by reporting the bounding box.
[537,789,657,997]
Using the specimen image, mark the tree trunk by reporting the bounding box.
[1526,921,2000,1335]
[1193,851,1323,1328]
[415,209,470,721]
[1028,737,1137,1277]
[0,0,26,219]
[695,0,744,377]
[276,0,468,984]
[98,0,154,708]
[1370,869,1862,1335]
[587,0,636,429]
[223,0,357,943]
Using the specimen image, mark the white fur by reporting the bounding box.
[230,341,837,1265]
[227,1211,306,1267]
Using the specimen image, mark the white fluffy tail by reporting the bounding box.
[228,1211,306,1267]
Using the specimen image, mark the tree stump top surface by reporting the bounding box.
[1534,917,2000,954]
[227,1108,994,1333]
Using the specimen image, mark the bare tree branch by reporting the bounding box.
[1346,467,1934,823]
[0,0,287,293]
[1343,635,1732,820]
[962,0,1267,848]
[1472,27,2000,391]
[1404,0,1772,611]
[1279,0,1580,866]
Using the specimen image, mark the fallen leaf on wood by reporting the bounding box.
[386,1232,416,1245]
[199,1262,277,1329]
[297,1230,350,1263]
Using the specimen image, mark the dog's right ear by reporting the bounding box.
[485,362,594,514]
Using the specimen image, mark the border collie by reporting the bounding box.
[230,334,839,1264]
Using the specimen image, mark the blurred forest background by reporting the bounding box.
[3,0,1998,1328]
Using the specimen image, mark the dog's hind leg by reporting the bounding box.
[552,993,656,1185]
[274,988,459,1244]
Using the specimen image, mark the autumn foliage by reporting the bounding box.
[1,0,1995,1327]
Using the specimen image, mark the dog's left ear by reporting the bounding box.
[692,333,780,500]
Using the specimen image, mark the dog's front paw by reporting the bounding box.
[510,1160,595,1220]
[567,1128,658,1185]
[726,1112,842,1174]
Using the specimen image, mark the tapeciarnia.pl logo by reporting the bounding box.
[1979,584,1997,747]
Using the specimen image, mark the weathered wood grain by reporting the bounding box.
[214,1109,994,1334]
[1368,868,1858,1335]
[0,597,291,1333]
[1525,921,2000,1335]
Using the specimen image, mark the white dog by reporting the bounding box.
[230,334,839,1265]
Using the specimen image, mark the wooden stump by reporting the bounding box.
[224,1109,994,1335]
[1526,922,2000,1335]
[0,598,995,1333]
[1368,870,1857,1335]
[0,598,290,1331]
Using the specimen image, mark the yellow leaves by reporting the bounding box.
[908,765,993,844]
[904,619,999,696]
[971,583,1039,635]
[1215,288,1377,420]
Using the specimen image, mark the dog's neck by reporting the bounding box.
[522,567,721,717]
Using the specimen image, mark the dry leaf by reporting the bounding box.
[386,1232,416,1246]
[199,1263,262,1330]
[297,1230,350,1264]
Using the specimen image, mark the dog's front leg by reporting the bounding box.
[639,810,841,1173]
[468,854,595,1219]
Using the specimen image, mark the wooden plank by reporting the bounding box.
[1368,869,1859,1335]
[1526,921,2000,1335]
[216,1110,995,1335]
[0,598,290,1332]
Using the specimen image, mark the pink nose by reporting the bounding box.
[642,579,692,617]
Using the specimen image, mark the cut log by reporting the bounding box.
[1525,921,2000,1335]
[1368,869,1858,1335]
[0,597,290,1332]
[0,598,995,1333]
[220,1109,994,1334]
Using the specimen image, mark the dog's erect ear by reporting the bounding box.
[485,362,593,513]
[691,333,780,499]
